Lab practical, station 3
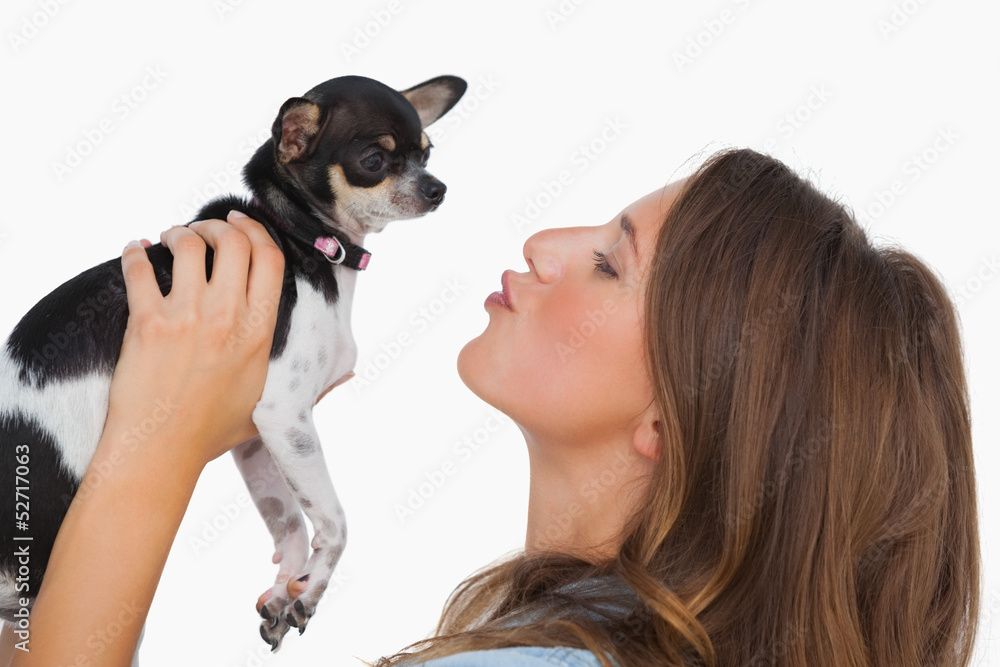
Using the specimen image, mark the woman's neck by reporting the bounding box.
[520,428,653,562]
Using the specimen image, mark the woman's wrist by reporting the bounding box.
[89,410,208,496]
[99,398,216,480]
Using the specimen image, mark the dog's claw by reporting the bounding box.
[259,602,280,629]
[256,566,325,647]
[259,594,293,649]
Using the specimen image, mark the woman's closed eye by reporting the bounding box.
[592,250,618,279]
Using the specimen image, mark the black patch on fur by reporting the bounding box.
[0,413,80,621]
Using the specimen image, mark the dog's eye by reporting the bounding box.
[361,153,385,172]
[420,148,430,166]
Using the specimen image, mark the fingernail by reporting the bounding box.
[228,209,248,220]
[123,240,141,252]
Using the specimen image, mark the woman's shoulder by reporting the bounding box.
[404,646,604,666]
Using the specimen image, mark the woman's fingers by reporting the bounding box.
[225,211,285,319]
[120,241,162,318]
[188,216,253,300]
[159,224,209,304]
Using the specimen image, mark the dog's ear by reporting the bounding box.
[273,97,326,164]
[400,75,468,128]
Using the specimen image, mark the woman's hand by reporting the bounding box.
[105,210,285,470]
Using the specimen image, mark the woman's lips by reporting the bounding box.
[485,270,514,311]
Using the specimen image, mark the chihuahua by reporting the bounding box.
[0,73,467,654]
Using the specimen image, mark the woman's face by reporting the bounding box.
[458,180,684,449]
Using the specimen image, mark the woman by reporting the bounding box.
[7,148,979,666]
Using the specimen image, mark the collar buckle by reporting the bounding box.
[314,237,347,264]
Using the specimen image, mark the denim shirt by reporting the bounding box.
[402,575,636,667]
[407,645,604,666]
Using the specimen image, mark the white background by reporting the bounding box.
[1,0,998,665]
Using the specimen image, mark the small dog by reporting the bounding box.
[0,73,467,652]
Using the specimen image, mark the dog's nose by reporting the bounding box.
[420,178,446,205]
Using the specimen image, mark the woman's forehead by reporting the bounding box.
[621,179,687,247]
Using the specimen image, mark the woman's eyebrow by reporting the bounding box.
[621,214,637,257]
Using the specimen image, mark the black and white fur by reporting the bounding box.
[0,74,467,657]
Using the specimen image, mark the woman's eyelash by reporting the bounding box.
[592,250,618,279]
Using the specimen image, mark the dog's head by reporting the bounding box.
[269,74,467,236]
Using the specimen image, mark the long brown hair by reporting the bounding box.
[373,148,980,666]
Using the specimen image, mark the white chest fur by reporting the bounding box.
[257,270,359,412]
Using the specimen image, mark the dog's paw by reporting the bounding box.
[257,588,292,651]
[282,573,328,633]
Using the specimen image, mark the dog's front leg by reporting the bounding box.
[251,403,346,638]
[231,435,310,649]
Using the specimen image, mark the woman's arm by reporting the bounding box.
[12,211,285,667]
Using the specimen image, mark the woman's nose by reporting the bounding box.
[522,227,567,283]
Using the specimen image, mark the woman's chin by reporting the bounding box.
[456,336,483,394]
[457,336,506,411]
